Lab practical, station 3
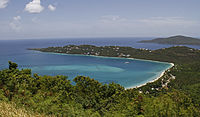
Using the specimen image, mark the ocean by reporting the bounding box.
[0,37,199,88]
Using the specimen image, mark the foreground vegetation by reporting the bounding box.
[1,46,200,116]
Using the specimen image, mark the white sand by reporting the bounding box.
[126,63,174,89]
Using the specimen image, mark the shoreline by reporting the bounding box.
[125,63,174,89]
[33,50,175,89]
[38,51,172,65]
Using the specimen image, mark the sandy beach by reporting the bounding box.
[126,63,174,89]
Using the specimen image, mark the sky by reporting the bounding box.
[0,0,200,40]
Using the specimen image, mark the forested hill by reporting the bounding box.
[138,35,200,45]
[30,45,200,64]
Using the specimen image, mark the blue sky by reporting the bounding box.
[0,0,200,39]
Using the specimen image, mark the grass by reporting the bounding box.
[0,101,53,117]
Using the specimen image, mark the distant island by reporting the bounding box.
[138,35,200,45]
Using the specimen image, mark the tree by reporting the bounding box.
[8,61,18,70]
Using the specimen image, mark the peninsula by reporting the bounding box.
[29,45,200,64]
[138,35,200,45]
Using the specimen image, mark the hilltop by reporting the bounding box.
[138,35,200,45]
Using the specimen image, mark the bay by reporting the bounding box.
[0,37,198,88]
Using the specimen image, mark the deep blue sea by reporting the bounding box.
[0,37,199,88]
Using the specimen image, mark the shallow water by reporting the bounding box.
[0,38,192,88]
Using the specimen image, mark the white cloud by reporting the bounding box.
[0,0,9,9]
[9,16,22,32]
[13,16,21,21]
[100,15,127,23]
[48,4,56,11]
[138,17,197,26]
[92,16,200,37]
[2,15,200,39]
[25,0,44,13]
[31,17,39,23]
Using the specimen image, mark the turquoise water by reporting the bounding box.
[0,39,174,88]
[24,52,172,88]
